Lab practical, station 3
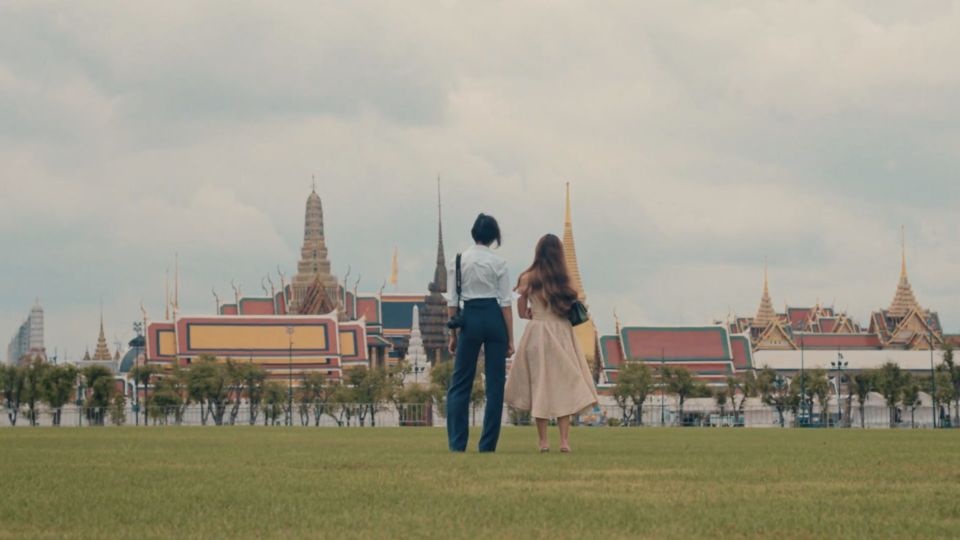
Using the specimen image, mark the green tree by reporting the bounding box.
[663,366,695,426]
[240,362,267,425]
[901,375,922,429]
[0,364,25,426]
[758,367,791,427]
[396,385,433,426]
[430,361,454,419]
[21,357,49,426]
[876,361,907,427]
[931,367,955,426]
[346,366,390,426]
[806,368,831,425]
[81,365,116,426]
[726,372,757,426]
[852,371,875,428]
[299,372,335,426]
[187,356,229,425]
[41,363,78,426]
[612,361,656,426]
[714,387,728,420]
[261,381,288,426]
[942,344,960,422]
[110,393,127,426]
[150,375,185,425]
[130,364,157,426]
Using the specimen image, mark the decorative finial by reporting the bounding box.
[312,174,317,193]
[164,268,170,320]
[565,182,572,225]
[901,225,907,277]
[390,247,399,288]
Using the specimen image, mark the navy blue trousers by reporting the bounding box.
[447,299,507,452]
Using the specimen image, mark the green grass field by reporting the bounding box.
[2,427,959,539]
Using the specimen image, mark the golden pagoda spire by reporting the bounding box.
[562,182,586,300]
[889,226,920,317]
[164,268,170,320]
[173,252,180,317]
[92,300,112,361]
[754,257,776,328]
[390,246,399,289]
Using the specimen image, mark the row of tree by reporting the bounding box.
[0,358,118,426]
[611,345,960,428]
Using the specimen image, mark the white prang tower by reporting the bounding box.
[405,306,431,386]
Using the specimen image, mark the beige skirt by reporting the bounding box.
[505,315,599,419]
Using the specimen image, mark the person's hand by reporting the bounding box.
[448,334,458,355]
[507,343,515,358]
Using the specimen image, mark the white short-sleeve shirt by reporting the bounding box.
[446,245,512,308]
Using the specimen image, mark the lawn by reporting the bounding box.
[1,427,958,539]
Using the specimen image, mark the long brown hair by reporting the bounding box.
[517,234,579,317]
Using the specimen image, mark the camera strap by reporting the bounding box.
[455,253,463,315]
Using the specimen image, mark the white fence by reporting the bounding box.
[2,401,953,429]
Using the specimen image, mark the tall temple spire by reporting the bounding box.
[291,186,339,314]
[754,258,776,328]
[888,226,921,318]
[92,301,112,361]
[563,182,586,300]
[431,176,447,293]
[422,177,450,362]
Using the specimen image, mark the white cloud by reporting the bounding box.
[2,2,959,360]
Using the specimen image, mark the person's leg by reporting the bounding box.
[535,417,549,450]
[479,309,507,453]
[447,326,482,452]
[558,415,571,451]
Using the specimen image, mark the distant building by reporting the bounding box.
[6,300,45,364]
[76,309,120,373]
[144,186,447,380]
[597,230,959,388]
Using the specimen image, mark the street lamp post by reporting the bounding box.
[929,331,937,429]
[132,321,143,427]
[831,353,848,428]
[799,333,808,425]
[286,326,295,427]
[660,349,666,427]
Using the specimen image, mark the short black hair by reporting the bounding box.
[471,213,502,247]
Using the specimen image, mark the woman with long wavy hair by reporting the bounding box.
[505,233,598,453]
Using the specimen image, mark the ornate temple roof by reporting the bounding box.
[621,326,732,362]
[91,312,113,362]
[753,262,776,328]
[291,186,339,314]
[888,229,921,318]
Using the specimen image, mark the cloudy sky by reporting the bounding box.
[2,2,959,360]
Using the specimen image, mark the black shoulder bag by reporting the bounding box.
[446,254,465,330]
[568,300,589,327]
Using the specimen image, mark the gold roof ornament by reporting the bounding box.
[888,226,921,318]
[563,182,586,301]
[92,303,113,362]
[754,258,777,328]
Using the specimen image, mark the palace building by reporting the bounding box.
[597,230,958,387]
[144,184,448,381]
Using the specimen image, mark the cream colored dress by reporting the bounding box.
[505,295,599,419]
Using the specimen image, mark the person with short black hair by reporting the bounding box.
[446,213,514,453]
